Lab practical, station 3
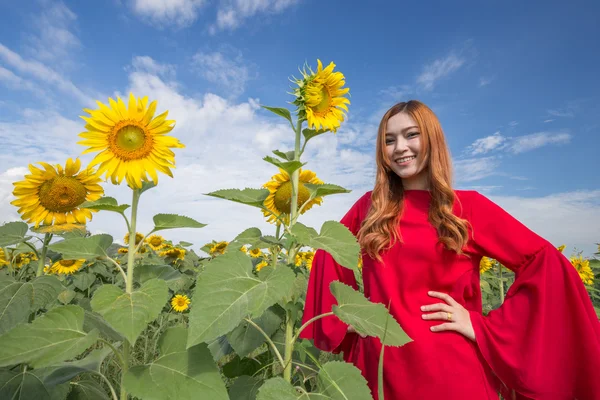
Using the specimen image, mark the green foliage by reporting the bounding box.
[206,188,270,208]
[0,221,29,246]
[48,234,113,260]
[0,369,70,400]
[303,183,350,204]
[263,156,306,177]
[152,213,207,231]
[79,196,130,214]
[317,361,373,399]
[261,106,293,124]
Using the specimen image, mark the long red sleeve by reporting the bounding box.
[467,192,600,400]
[299,192,370,353]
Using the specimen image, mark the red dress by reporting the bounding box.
[300,190,600,399]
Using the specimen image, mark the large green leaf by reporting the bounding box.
[187,251,295,347]
[317,361,373,400]
[330,282,412,347]
[38,346,113,386]
[262,156,305,177]
[0,369,70,400]
[72,272,96,291]
[79,196,130,213]
[290,222,359,271]
[261,106,292,124]
[68,378,110,400]
[48,234,113,260]
[0,305,99,368]
[82,310,124,342]
[0,221,29,246]
[228,375,263,400]
[123,327,228,400]
[302,128,327,143]
[152,214,206,231]
[90,278,168,345]
[205,188,270,208]
[230,228,274,251]
[256,377,312,400]
[227,305,284,358]
[134,264,186,291]
[272,150,295,161]
[303,183,350,203]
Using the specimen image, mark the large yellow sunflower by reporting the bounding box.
[11,158,103,228]
[77,93,185,189]
[292,59,350,132]
[51,259,85,275]
[262,168,324,225]
[570,255,594,285]
[160,246,186,260]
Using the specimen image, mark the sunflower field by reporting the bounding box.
[0,59,598,400]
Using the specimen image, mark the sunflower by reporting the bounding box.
[13,252,38,269]
[570,256,594,285]
[171,294,190,312]
[11,158,103,228]
[248,248,263,258]
[479,257,494,274]
[146,234,166,251]
[118,247,128,254]
[292,59,350,132]
[304,251,315,271]
[262,168,324,225]
[557,244,566,253]
[51,259,85,275]
[43,264,54,274]
[255,260,269,272]
[33,223,87,235]
[0,248,8,267]
[160,247,186,260]
[124,232,144,245]
[77,94,184,189]
[294,252,304,267]
[239,246,248,254]
[209,241,229,256]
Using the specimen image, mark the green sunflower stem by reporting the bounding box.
[283,307,294,383]
[35,233,52,277]
[289,118,302,228]
[125,189,141,294]
[498,263,505,304]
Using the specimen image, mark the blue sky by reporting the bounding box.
[0,0,598,257]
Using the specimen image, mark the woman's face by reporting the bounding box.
[384,112,429,189]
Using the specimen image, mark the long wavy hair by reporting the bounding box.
[357,100,471,261]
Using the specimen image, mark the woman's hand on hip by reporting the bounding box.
[421,291,476,342]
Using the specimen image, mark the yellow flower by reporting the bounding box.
[357,255,362,270]
[255,260,269,272]
[43,264,54,274]
[262,168,324,225]
[0,248,8,267]
[51,259,85,275]
[570,256,594,285]
[294,252,304,267]
[171,294,190,312]
[209,241,229,256]
[77,93,185,189]
[557,244,566,253]
[146,234,166,251]
[11,158,103,228]
[124,232,144,245]
[33,223,87,235]
[292,59,350,132]
[239,246,248,254]
[479,257,493,274]
[248,248,263,258]
[160,247,186,260]
[118,248,128,254]
[12,252,38,269]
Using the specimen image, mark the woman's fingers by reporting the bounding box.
[428,291,459,306]
[421,302,452,313]
[422,311,453,321]
[430,323,455,332]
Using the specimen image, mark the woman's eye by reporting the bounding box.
[408,132,420,138]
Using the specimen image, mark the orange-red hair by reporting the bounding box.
[357,100,470,261]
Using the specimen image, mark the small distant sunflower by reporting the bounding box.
[262,168,324,225]
[570,256,594,285]
[146,234,166,251]
[13,252,38,269]
[557,245,566,253]
[171,294,190,312]
[357,255,362,271]
[43,264,54,274]
[255,260,269,272]
[77,93,184,189]
[239,246,248,254]
[124,232,144,245]
[479,257,493,274]
[248,248,263,258]
[160,246,186,260]
[209,241,229,256]
[294,252,304,267]
[11,158,103,228]
[292,59,350,132]
[52,259,85,275]
[0,248,9,267]
[304,251,315,271]
[118,247,128,254]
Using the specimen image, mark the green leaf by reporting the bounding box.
[83,310,124,342]
[188,251,295,347]
[79,196,130,214]
[262,156,305,177]
[272,150,295,161]
[134,264,185,291]
[261,106,292,124]
[68,378,110,400]
[230,228,274,250]
[72,272,96,291]
[0,369,70,400]
[123,327,228,400]
[179,241,194,247]
[48,234,113,260]
[152,214,206,231]
[58,289,76,305]
[302,128,327,143]
[256,377,308,400]
[228,375,263,400]
[303,183,350,203]
[205,188,270,208]
[317,361,373,400]
[0,305,99,368]
[140,181,156,194]
[90,279,168,345]
[227,305,284,358]
[40,346,113,386]
[222,355,261,379]
[207,335,233,362]
[330,282,412,347]
[0,221,29,247]
[290,221,360,271]
[31,275,63,311]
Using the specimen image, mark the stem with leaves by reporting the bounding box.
[35,233,52,277]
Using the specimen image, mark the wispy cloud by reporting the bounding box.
[465,131,571,155]
[466,132,507,155]
[508,121,518,127]
[544,119,555,123]
[191,48,254,98]
[454,157,501,182]
[379,84,412,100]
[478,76,493,87]
[416,53,465,91]
[129,0,206,28]
[129,55,176,78]
[210,0,300,34]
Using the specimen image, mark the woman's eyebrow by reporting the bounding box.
[385,126,419,136]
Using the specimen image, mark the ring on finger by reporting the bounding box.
[446,312,452,321]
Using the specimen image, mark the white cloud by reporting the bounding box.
[547,108,574,118]
[379,84,412,100]
[509,131,571,154]
[130,55,176,78]
[478,76,493,87]
[130,0,206,28]
[508,121,518,127]
[210,0,300,34]
[454,157,500,182]
[416,54,465,91]
[191,49,253,98]
[466,132,507,155]
[544,119,555,123]
[0,66,43,96]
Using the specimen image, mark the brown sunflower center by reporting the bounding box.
[150,237,163,246]
[38,176,87,212]
[176,298,186,307]
[312,85,332,114]
[110,121,154,160]
[60,260,76,267]
[273,181,310,214]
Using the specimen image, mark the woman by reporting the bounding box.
[299,100,600,399]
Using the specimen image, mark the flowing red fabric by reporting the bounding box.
[300,190,600,399]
